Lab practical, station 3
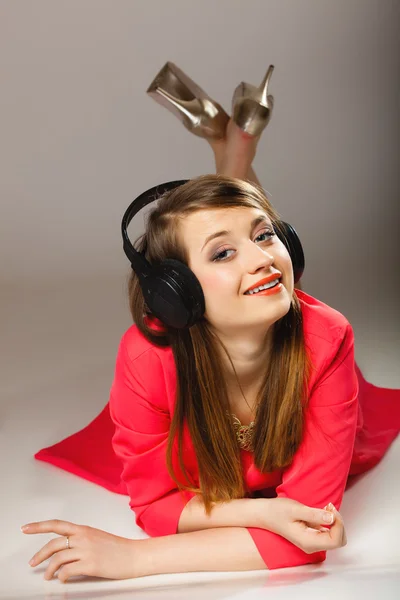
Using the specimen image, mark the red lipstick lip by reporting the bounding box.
[244,273,282,294]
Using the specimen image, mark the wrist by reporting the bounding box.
[232,497,265,528]
[251,497,271,529]
[130,538,161,579]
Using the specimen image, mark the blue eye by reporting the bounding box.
[211,229,275,262]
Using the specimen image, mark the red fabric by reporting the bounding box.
[34,290,400,570]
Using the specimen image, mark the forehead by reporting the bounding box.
[182,206,271,233]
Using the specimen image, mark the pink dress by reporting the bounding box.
[34,289,400,570]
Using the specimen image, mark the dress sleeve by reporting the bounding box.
[108,335,196,537]
[246,323,359,569]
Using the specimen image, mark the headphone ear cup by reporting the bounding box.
[143,258,205,329]
[275,221,305,284]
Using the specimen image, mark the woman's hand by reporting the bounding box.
[259,498,347,555]
[21,519,142,583]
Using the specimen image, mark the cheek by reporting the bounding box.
[278,244,292,268]
[199,270,236,293]
[281,250,295,287]
[284,252,293,274]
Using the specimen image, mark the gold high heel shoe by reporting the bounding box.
[146,61,229,140]
[231,64,275,137]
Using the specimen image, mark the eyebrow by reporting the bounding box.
[201,215,271,252]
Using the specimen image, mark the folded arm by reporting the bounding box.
[109,321,358,571]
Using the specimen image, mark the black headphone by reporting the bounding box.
[121,179,305,329]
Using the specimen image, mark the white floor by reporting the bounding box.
[1,276,400,599]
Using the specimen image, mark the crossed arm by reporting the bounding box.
[109,320,358,576]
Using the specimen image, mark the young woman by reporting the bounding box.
[26,118,400,583]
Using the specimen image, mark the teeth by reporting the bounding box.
[245,279,279,295]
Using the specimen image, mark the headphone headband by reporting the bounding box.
[121,180,189,278]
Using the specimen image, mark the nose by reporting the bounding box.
[245,242,275,273]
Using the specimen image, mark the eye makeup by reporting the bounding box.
[211,227,276,262]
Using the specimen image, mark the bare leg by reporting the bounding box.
[207,120,262,186]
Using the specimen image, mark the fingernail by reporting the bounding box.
[323,512,334,523]
[21,525,30,532]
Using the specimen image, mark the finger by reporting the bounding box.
[57,562,84,584]
[304,526,325,534]
[300,506,336,528]
[21,520,77,536]
[304,525,331,533]
[309,508,346,552]
[44,550,80,581]
[29,537,69,567]
[342,528,348,546]
[340,528,347,548]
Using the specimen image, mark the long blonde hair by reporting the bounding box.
[128,175,312,515]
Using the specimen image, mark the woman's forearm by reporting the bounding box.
[134,526,267,576]
[178,495,264,533]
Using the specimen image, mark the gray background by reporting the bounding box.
[1,0,399,386]
[1,2,400,597]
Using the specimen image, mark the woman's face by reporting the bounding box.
[179,206,294,333]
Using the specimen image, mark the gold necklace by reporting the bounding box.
[226,374,259,452]
[226,387,256,452]
[229,412,255,452]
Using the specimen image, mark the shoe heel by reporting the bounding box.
[147,61,229,140]
[232,64,275,136]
